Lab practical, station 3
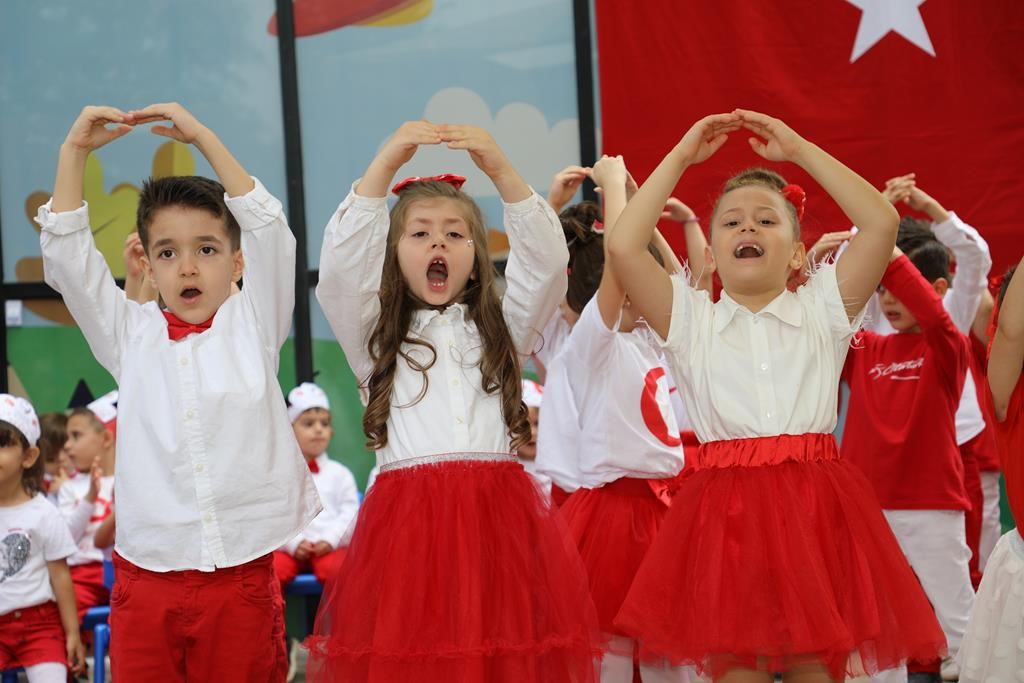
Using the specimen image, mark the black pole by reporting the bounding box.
[274,0,314,382]
[572,0,598,203]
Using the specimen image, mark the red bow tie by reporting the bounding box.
[163,311,214,341]
[307,458,320,474]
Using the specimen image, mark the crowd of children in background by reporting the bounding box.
[0,103,1022,683]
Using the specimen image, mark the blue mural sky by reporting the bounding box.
[0,0,582,338]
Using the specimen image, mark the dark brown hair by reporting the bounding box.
[559,201,664,315]
[136,176,241,252]
[561,201,604,315]
[712,167,800,238]
[0,420,39,495]
[362,181,529,451]
[38,412,68,465]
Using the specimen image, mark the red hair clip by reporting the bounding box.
[781,183,806,220]
[391,173,467,195]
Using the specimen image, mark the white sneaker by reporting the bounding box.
[287,637,300,682]
[940,656,960,681]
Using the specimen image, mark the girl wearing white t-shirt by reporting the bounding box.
[607,111,945,683]
[0,395,84,682]
[553,154,690,683]
[308,121,600,682]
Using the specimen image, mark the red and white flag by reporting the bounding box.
[596,1,1024,273]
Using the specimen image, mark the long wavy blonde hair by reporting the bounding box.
[362,181,530,452]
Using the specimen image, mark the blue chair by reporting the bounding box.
[284,573,323,636]
[2,560,114,683]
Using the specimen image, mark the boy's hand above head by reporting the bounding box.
[129,102,209,145]
[63,106,135,154]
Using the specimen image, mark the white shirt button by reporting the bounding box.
[766,411,772,419]
[180,357,189,366]
[185,410,195,420]
[456,417,464,424]
[194,463,204,473]
[752,317,761,325]
[452,378,461,386]
[760,363,768,371]
[203,513,213,523]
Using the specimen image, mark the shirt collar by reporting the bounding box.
[410,303,469,334]
[713,288,803,333]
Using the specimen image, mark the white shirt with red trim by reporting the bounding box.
[560,298,683,486]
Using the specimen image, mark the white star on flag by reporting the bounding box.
[846,0,936,63]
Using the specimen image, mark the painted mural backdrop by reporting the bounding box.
[0,0,581,486]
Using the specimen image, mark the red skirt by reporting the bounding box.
[562,477,669,650]
[615,434,946,680]
[305,454,601,683]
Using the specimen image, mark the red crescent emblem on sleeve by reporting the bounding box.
[641,367,682,448]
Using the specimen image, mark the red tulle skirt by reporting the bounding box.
[305,454,601,683]
[561,477,669,642]
[615,433,947,680]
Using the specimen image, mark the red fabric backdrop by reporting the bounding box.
[595,1,1024,275]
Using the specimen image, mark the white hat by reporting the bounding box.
[0,394,40,446]
[522,379,544,409]
[287,382,330,423]
[86,390,118,426]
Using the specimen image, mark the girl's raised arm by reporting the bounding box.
[606,114,738,339]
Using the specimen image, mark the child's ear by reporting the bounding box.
[140,254,154,281]
[101,428,115,451]
[21,446,40,470]
[790,242,807,272]
[932,277,950,298]
[232,250,245,284]
[703,244,716,273]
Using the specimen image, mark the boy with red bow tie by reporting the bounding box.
[39,103,320,682]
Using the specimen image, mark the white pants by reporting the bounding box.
[600,635,702,683]
[24,662,67,683]
[978,471,1002,572]
[869,665,907,683]
[883,509,975,658]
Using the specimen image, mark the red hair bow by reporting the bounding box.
[781,184,806,220]
[391,173,467,195]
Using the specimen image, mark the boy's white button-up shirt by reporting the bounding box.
[39,179,321,572]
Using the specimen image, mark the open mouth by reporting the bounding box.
[181,287,202,303]
[733,242,765,259]
[426,257,449,292]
